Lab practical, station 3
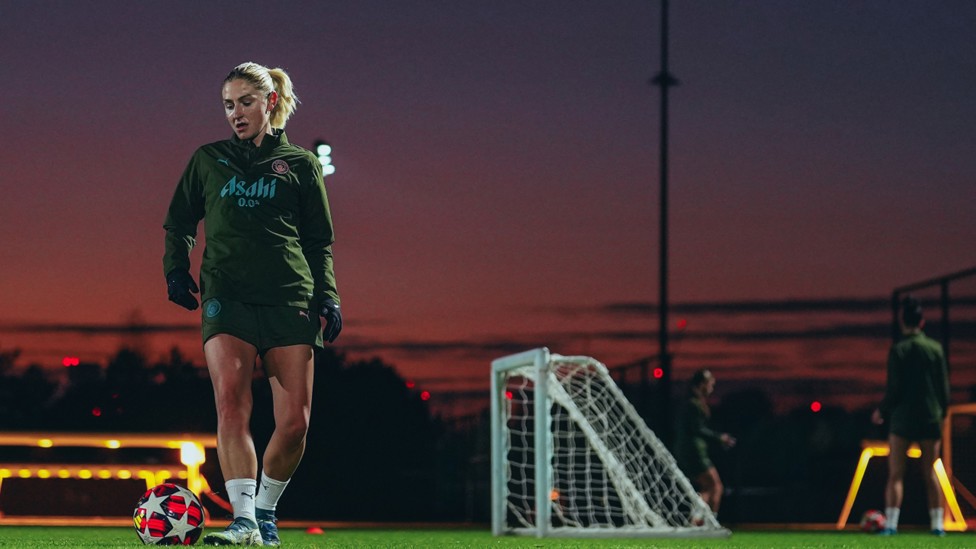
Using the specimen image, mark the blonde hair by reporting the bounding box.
[224,62,299,129]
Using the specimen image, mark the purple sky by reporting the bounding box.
[1,1,974,407]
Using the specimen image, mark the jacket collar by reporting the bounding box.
[231,128,288,154]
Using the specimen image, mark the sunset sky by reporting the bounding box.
[2,1,974,411]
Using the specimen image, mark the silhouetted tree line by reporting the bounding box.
[1,346,972,525]
[0,346,485,521]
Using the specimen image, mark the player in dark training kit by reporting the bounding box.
[673,368,736,515]
[164,62,341,546]
[872,295,949,536]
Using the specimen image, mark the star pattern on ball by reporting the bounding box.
[140,490,170,520]
[167,504,199,543]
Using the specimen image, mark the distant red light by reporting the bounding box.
[420,391,431,401]
[505,391,513,400]
[810,401,822,413]
[405,380,415,389]
[62,356,80,367]
[652,367,664,379]
[676,318,688,330]
[91,407,102,417]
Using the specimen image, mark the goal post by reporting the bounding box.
[491,348,729,538]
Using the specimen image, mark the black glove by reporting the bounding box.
[166,269,199,311]
[320,298,342,343]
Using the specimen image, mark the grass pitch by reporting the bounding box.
[0,526,969,548]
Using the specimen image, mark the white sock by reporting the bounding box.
[885,507,900,531]
[256,471,290,516]
[930,507,944,531]
[225,478,257,524]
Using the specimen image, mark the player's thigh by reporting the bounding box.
[263,344,315,418]
[706,467,722,490]
[918,438,941,469]
[204,333,259,401]
[887,434,910,476]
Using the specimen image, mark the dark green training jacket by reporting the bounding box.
[673,396,721,477]
[879,331,949,431]
[163,130,338,309]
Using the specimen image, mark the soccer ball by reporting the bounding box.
[859,509,886,533]
[133,483,206,545]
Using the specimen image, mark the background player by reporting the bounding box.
[872,295,949,536]
[674,368,736,515]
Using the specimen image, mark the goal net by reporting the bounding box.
[491,348,728,538]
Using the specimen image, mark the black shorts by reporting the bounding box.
[677,445,713,479]
[201,298,323,355]
[891,421,943,441]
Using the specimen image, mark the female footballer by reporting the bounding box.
[872,295,949,536]
[163,61,341,546]
[674,368,736,515]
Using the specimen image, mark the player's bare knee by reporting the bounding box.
[214,399,251,430]
[277,416,309,448]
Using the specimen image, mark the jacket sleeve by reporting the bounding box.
[162,151,206,277]
[696,414,722,443]
[878,346,901,415]
[299,156,339,305]
[688,399,721,443]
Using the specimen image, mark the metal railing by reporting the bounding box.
[892,265,976,368]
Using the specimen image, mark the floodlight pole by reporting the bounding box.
[651,0,679,444]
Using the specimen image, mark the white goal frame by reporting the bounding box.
[491,348,729,538]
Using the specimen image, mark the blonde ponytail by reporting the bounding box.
[267,68,298,129]
[224,62,300,129]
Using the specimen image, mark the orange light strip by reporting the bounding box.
[0,432,216,498]
[934,459,967,530]
[0,464,188,490]
[0,432,216,449]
